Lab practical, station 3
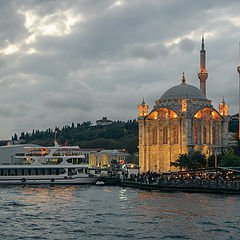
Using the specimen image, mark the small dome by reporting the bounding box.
[160,84,206,100]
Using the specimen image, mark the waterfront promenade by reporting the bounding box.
[121,179,240,194]
[117,167,240,194]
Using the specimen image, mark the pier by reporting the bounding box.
[120,180,240,194]
[102,167,240,194]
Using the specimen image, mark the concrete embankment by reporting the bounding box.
[120,181,240,194]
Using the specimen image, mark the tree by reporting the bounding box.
[171,151,206,170]
[13,133,18,141]
[171,153,189,170]
[219,151,240,167]
[125,154,139,164]
[20,132,25,139]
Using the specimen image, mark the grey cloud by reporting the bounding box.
[0,0,239,138]
[124,42,169,60]
[179,38,195,53]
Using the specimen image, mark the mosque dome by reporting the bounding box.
[160,83,206,100]
[160,73,206,100]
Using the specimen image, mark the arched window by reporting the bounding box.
[194,125,197,144]
[212,126,215,145]
[163,126,168,144]
[153,127,157,145]
[203,126,207,144]
[174,125,178,144]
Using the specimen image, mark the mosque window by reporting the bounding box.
[174,125,178,144]
[163,127,168,144]
[153,127,157,145]
[181,99,187,112]
[194,125,197,144]
[212,126,215,145]
[203,126,207,144]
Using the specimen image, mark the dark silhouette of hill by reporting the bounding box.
[12,120,138,154]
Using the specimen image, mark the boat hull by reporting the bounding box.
[0,176,99,185]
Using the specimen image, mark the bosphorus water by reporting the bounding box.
[0,185,239,240]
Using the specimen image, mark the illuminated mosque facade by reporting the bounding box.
[138,37,229,173]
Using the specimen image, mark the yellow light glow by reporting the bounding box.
[181,99,187,112]
[194,111,202,118]
[169,110,178,118]
[138,101,148,117]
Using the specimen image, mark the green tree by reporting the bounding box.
[219,151,240,167]
[171,151,206,170]
[13,133,18,141]
[125,154,139,164]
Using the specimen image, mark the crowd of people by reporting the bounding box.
[121,170,240,188]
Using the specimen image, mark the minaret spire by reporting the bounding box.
[181,72,186,85]
[198,35,208,96]
[201,34,205,50]
[237,42,240,139]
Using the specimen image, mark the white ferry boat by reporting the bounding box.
[0,142,100,185]
[0,164,99,185]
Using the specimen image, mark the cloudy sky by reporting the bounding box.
[0,0,239,139]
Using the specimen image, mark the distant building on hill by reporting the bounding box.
[96,117,113,126]
[89,150,129,167]
[78,148,105,162]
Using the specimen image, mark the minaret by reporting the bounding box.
[198,35,208,96]
[138,97,148,119]
[237,42,240,139]
[219,97,229,116]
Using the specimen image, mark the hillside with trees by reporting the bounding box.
[12,120,139,154]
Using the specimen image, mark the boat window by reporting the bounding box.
[60,168,66,174]
[0,169,3,176]
[78,169,84,174]
[46,168,52,175]
[57,158,63,164]
[28,169,31,175]
[72,159,77,164]
[9,169,15,176]
[17,169,22,176]
[23,169,28,176]
[38,168,45,175]
[52,169,57,175]
[68,168,74,176]
[31,169,38,175]
[3,169,8,176]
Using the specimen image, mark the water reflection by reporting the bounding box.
[18,185,77,206]
[1,186,240,240]
[132,190,240,239]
